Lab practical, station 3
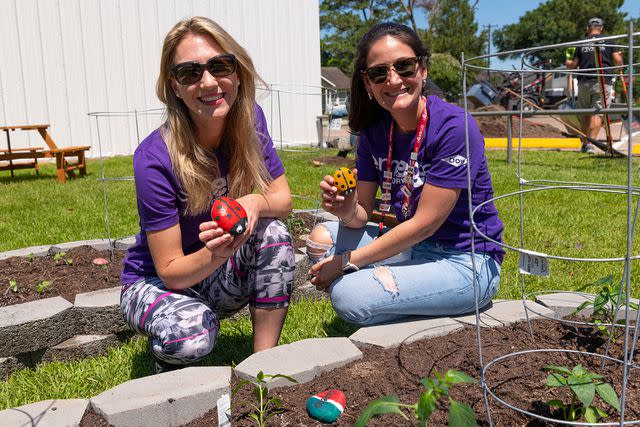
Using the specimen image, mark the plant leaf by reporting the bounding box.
[265,373,298,384]
[416,391,436,424]
[583,406,598,423]
[449,399,477,427]
[420,377,435,392]
[568,374,595,407]
[546,399,565,409]
[231,379,253,396]
[355,396,404,427]
[571,364,587,377]
[445,370,476,384]
[545,373,567,387]
[544,365,572,375]
[595,382,620,412]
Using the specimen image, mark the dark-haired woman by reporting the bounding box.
[120,17,294,373]
[307,23,504,326]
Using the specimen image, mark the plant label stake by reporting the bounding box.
[217,393,231,427]
[307,389,346,423]
[519,250,550,277]
[211,197,248,236]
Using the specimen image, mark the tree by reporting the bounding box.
[424,0,487,63]
[320,0,406,74]
[493,0,630,67]
[428,53,463,100]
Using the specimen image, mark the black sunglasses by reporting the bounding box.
[362,57,423,84]
[171,53,237,85]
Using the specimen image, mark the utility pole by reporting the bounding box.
[484,24,493,83]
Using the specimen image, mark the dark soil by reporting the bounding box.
[474,105,566,138]
[192,318,637,427]
[0,246,125,307]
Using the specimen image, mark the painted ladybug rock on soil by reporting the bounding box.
[306,389,346,423]
[333,167,356,194]
[211,197,248,236]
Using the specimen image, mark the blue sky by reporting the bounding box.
[415,0,640,70]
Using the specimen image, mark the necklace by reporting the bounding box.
[377,97,428,237]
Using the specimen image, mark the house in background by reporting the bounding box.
[321,67,350,115]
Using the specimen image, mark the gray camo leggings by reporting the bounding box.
[120,218,294,364]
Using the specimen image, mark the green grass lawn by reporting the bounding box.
[1,147,639,409]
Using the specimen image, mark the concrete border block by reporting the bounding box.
[49,239,111,253]
[452,299,556,327]
[350,317,464,348]
[73,287,128,335]
[91,366,231,427]
[0,356,27,380]
[0,399,89,427]
[0,245,50,260]
[234,337,362,389]
[43,334,120,362]
[0,297,74,356]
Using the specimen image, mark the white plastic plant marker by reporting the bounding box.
[518,250,550,277]
[217,393,231,427]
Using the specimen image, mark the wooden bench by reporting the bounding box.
[0,125,90,183]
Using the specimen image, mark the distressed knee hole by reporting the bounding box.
[373,266,398,294]
[306,224,334,262]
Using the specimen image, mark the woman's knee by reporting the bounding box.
[306,223,334,262]
[330,282,371,326]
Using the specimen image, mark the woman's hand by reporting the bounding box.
[198,221,236,259]
[320,169,358,221]
[233,195,262,250]
[308,255,342,290]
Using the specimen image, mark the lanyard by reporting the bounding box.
[378,97,428,237]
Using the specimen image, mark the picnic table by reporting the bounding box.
[0,124,91,183]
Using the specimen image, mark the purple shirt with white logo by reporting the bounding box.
[356,96,504,263]
[121,105,285,285]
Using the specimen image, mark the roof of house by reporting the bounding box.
[321,67,351,90]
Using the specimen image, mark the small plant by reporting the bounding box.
[53,251,73,266]
[573,275,639,342]
[7,279,18,293]
[35,280,51,295]
[26,253,35,263]
[544,364,620,423]
[232,370,298,427]
[283,212,310,238]
[356,369,477,427]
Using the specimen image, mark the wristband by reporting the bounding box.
[565,47,576,61]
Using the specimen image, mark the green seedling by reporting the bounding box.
[356,369,477,427]
[7,279,18,293]
[26,253,35,263]
[232,370,298,427]
[35,280,51,295]
[544,364,620,423]
[283,212,309,238]
[573,275,639,342]
[52,251,73,265]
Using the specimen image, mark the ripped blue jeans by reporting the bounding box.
[312,221,501,326]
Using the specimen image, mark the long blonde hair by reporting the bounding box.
[156,17,271,215]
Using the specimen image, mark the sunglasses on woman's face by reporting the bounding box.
[171,53,237,85]
[363,57,422,84]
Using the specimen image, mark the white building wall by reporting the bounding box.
[0,0,321,157]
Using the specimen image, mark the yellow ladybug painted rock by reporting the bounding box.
[333,167,356,194]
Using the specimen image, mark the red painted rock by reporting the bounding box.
[211,197,248,236]
[92,257,109,266]
[306,389,346,423]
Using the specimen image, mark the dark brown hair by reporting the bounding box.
[348,22,430,132]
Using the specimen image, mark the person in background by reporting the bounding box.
[120,17,294,373]
[565,17,624,153]
[305,23,504,326]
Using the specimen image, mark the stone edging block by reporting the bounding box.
[73,287,128,335]
[43,334,120,363]
[0,399,89,427]
[452,299,556,327]
[0,245,51,260]
[0,357,27,381]
[350,316,464,349]
[234,337,362,389]
[0,296,74,356]
[91,366,231,427]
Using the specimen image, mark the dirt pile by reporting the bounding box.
[474,104,567,138]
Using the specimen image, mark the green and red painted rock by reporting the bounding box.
[306,389,346,423]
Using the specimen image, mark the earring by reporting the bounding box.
[367,91,372,100]
[175,91,181,98]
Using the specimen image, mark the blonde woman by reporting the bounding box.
[120,17,294,373]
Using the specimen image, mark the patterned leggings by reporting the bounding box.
[120,218,294,364]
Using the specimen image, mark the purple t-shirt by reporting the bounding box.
[356,96,504,263]
[121,105,285,285]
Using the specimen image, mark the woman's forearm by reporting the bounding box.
[160,247,228,290]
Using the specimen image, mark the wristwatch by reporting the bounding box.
[341,251,359,274]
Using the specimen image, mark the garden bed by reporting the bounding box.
[0,211,319,309]
[214,317,637,426]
